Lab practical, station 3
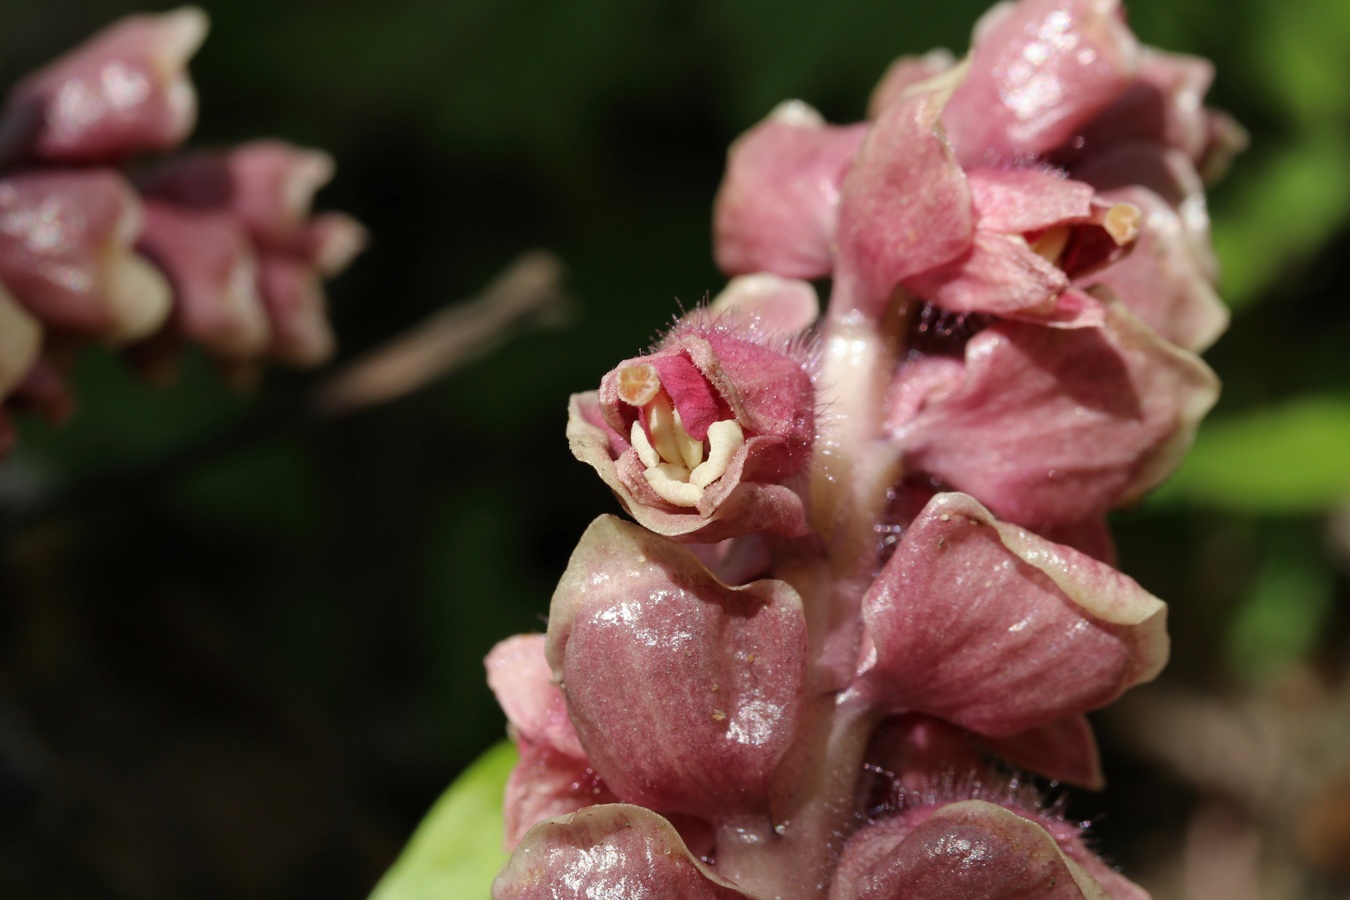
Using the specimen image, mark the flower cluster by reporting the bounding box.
[487,0,1240,897]
[0,8,364,454]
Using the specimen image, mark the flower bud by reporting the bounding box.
[0,8,208,164]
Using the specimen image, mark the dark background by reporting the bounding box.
[2,0,1349,897]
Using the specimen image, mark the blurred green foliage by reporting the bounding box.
[0,0,1347,898]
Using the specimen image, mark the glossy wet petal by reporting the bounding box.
[546,516,807,818]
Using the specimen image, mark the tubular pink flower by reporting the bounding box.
[569,280,818,541]
[0,8,207,165]
[0,169,171,341]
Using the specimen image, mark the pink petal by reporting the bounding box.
[713,101,866,280]
[502,739,617,850]
[271,211,367,277]
[0,169,171,341]
[493,805,754,900]
[834,85,973,319]
[0,9,207,164]
[943,0,1140,165]
[137,200,270,359]
[985,714,1104,789]
[859,492,1168,736]
[1079,185,1227,352]
[1060,48,1216,165]
[140,139,335,243]
[708,274,820,337]
[485,634,586,761]
[891,297,1218,525]
[546,516,807,819]
[831,800,1142,900]
[255,252,335,367]
[967,167,1097,234]
[867,50,958,118]
[903,229,1068,317]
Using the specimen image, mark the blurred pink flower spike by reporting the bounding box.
[0,8,208,165]
[832,799,1148,900]
[888,298,1219,527]
[546,515,808,820]
[568,290,817,541]
[859,492,1168,736]
[0,169,171,342]
[494,805,754,900]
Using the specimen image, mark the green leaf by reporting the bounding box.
[1225,534,1334,682]
[1154,397,1350,512]
[370,741,516,900]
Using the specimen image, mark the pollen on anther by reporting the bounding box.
[617,363,662,406]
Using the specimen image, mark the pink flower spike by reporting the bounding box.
[859,492,1168,737]
[830,800,1146,900]
[137,200,269,360]
[255,253,336,368]
[889,295,1219,525]
[493,805,754,900]
[713,101,867,280]
[0,8,208,165]
[140,140,336,243]
[833,82,973,320]
[943,0,1140,165]
[546,515,807,820]
[0,169,172,342]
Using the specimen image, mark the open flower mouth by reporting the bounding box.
[618,361,745,508]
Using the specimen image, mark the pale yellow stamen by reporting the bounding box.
[630,420,660,468]
[644,463,703,507]
[646,393,683,466]
[1029,226,1070,265]
[672,408,704,470]
[1103,201,1141,246]
[690,420,745,488]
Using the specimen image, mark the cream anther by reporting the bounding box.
[1104,201,1141,245]
[630,420,660,468]
[673,408,704,470]
[1029,226,1070,264]
[690,420,745,488]
[646,393,683,466]
[644,463,704,507]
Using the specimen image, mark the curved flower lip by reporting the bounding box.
[830,799,1146,900]
[493,804,755,900]
[714,100,867,281]
[866,50,958,119]
[0,8,208,165]
[546,515,808,820]
[889,294,1219,526]
[0,169,172,342]
[941,0,1141,166]
[858,491,1168,737]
